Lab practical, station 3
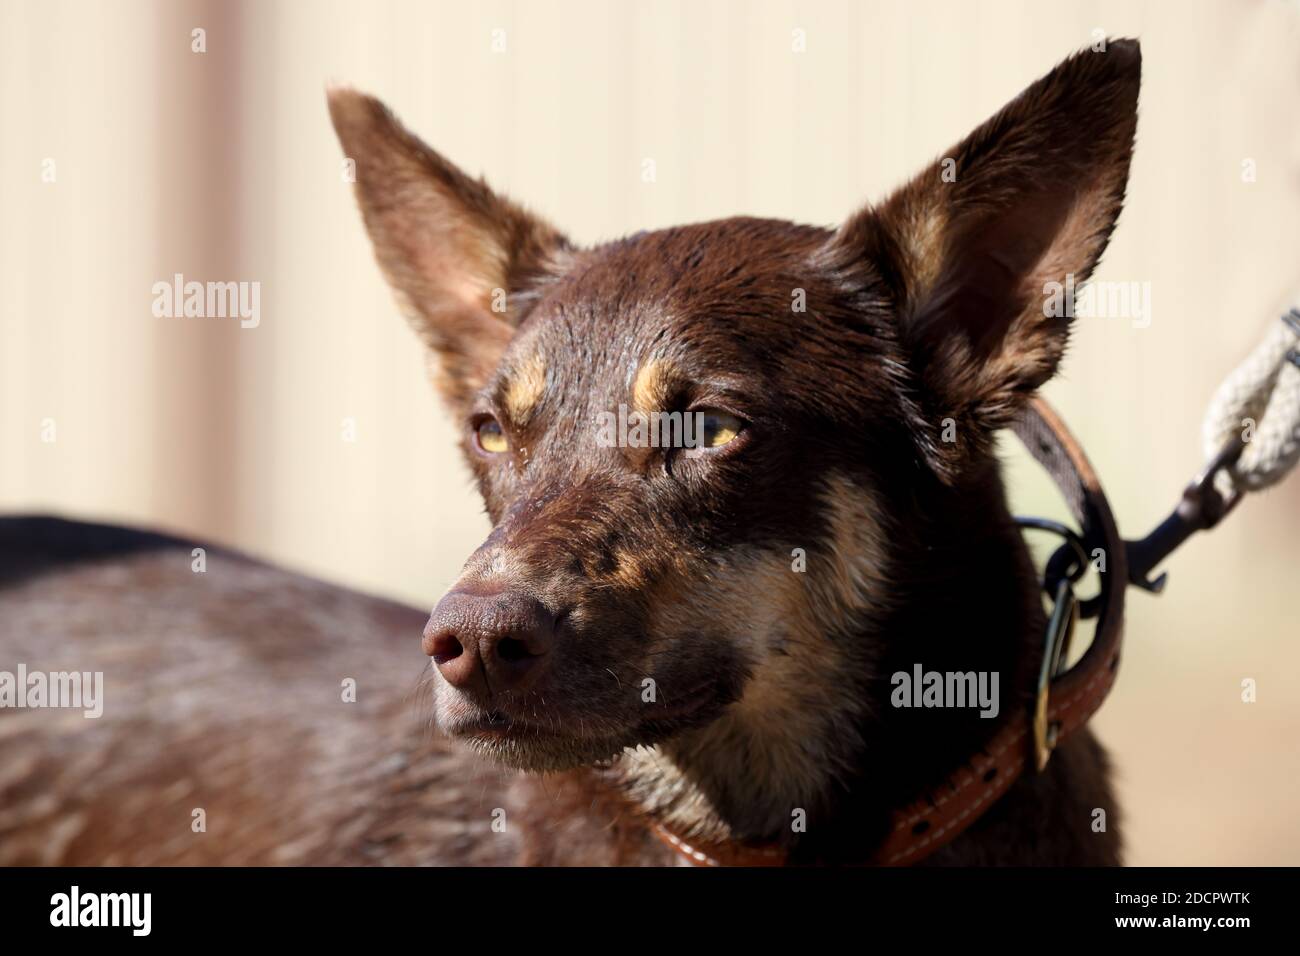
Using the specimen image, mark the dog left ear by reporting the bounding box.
[830,39,1140,479]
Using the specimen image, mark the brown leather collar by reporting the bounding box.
[651,399,1127,867]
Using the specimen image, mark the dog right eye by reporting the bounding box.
[474,417,509,454]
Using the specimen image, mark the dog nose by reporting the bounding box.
[422,589,557,700]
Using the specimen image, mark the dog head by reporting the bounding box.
[329,41,1140,783]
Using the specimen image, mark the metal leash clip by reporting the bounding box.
[1015,518,1089,770]
[1124,433,1247,594]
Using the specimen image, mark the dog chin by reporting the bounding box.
[462,732,630,773]
[446,711,714,773]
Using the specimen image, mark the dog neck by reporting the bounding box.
[608,462,1043,857]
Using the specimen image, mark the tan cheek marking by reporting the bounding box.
[502,353,548,427]
[615,475,892,841]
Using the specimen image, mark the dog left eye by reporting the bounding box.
[697,409,743,449]
[474,417,509,454]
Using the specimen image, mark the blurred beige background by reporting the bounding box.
[2,0,1298,864]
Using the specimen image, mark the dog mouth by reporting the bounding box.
[441,681,723,770]
[455,710,524,739]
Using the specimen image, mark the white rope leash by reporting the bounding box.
[1202,307,1300,496]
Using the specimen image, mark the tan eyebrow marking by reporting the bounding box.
[501,353,548,427]
[631,357,680,417]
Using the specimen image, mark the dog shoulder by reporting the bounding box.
[0,522,516,865]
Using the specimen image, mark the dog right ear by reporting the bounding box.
[328,90,570,413]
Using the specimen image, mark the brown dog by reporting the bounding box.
[0,40,1139,866]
